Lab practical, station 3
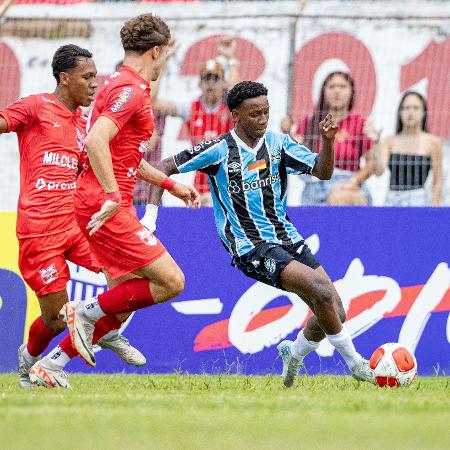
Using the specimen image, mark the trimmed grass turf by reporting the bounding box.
[0,374,449,450]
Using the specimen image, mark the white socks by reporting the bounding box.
[23,346,39,365]
[46,346,71,369]
[326,327,362,370]
[83,297,106,321]
[291,329,321,362]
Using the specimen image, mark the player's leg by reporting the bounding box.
[65,230,146,365]
[17,237,71,387]
[62,251,184,366]
[278,260,374,385]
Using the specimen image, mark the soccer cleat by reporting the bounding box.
[277,340,304,388]
[351,358,376,384]
[29,358,70,388]
[98,334,147,367]
[60,301,96,367]
[18,344,39,389]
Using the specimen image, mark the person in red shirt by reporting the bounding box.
[153,36,240,206]
[58,14,200,370]
[0,45,146,389]
[292,71,377,205]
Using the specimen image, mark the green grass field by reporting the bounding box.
[0,374,449,450]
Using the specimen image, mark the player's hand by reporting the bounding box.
[170,183,201,208]
[140,204,158,233]
[87,200,121,235]
[319,114,338,140]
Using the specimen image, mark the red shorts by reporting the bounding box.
[18,221,101,297]
[75,206,166,280]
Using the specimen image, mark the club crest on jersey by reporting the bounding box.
[111,87,133,113]
[139,140,150,154]
[38,263,58,284]
[270,149,281,163]
[136,228,157,246]
[264,258,276,274]
[227,161,242,174]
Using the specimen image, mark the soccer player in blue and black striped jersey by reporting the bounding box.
[148,81,375,386]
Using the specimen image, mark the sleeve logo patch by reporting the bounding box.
[111,87,133,113]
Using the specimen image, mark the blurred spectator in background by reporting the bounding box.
[154,35,240,205]
[373,91,442,206]
[280,115,295,137]
[292,71,376,205]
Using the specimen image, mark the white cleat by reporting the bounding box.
[277,340,304,388]
[18,344,40,389]
[351,358,376,384]
[29,357,70,388]
[98,334,147,367]
[60,300,96,367]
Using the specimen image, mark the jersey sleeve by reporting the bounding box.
[282,133,319,175]
[0,96,37,132]
[99,83,144,130]
[173,138,226,173]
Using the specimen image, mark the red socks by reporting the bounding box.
[27,316,58,357]
[98,279,154,315]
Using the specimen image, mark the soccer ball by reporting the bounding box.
[370,343,417,387]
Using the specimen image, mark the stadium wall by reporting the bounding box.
[1,207,449,375]
[0,0,449,209]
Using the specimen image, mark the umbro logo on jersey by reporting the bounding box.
[53,122,62,128]
[227,162,242,173]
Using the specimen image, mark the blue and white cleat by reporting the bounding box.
[277,340,304,388]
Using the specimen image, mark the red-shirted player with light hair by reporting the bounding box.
[0,44,149,389]
[151,35,239,208]
[57,14,200,369]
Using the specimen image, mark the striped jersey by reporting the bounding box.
[173,129,318,257]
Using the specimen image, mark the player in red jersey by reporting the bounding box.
[57,14,200,368]
[152,36,240,206]
[0,45,146,389]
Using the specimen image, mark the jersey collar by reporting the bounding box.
[120,65,150,90]
[231,129,265,153]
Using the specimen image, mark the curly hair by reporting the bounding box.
[52,44,92,83]
[226,81,268,111]
[120,14,171,54]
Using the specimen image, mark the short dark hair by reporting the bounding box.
[226,81,268,111]
[120,14,171,55]
[396,91,428,133]
[52,44,92,83]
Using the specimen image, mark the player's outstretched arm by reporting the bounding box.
[312,113,338,180]
[139,158,200,208]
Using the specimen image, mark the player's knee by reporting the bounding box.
[164,270,185,299]
[312,279,334,308]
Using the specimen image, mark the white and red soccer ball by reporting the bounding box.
[370,343,417,387]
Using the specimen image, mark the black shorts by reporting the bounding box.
[232,241,320,289]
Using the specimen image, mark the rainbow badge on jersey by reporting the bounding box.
[247,159,267,172]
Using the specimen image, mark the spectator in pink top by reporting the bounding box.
[293,71,377,205]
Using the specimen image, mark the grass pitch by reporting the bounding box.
[0,374,449,450]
